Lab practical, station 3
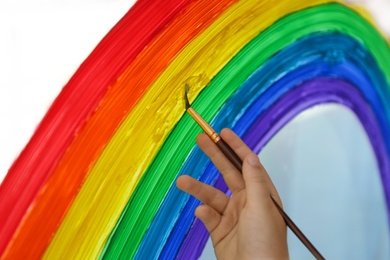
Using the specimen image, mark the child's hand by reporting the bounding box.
[177,128,289,260]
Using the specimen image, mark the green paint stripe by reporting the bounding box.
[100,3,390,259]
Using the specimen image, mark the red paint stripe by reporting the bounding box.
[2,1,240,258]
[0,0,194,255]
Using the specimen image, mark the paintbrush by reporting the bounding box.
[184,84,325,260]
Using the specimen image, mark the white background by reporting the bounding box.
[0,0,136,181]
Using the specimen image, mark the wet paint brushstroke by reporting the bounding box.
[156,32,390,259]
[101,4,390,260]
[0,0,196,256]
[0,0,389,259]
[44,1,339,259]
[171,34,390,257]
[177,77,387,259]
[1,0,239,259]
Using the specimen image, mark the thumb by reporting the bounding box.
[243,153,270,205]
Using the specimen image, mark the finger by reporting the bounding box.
[261,166,283,207]
[197,133,245,193]
[242,153,274,208]
[176,175,229,214]
[220,128,252,161]
[252,155,283,206]
[220,129,283,205]
[195,204,221,236]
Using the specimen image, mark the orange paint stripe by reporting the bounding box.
[2,0,239,258]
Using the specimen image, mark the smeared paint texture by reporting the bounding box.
[0,0,196,257]
[156,32,390,259]
[0,0,389,259]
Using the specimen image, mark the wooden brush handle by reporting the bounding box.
[216,139,242,172]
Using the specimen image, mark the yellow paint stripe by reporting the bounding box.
[44,0,341,259]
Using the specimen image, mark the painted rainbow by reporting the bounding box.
[0,0,389,259]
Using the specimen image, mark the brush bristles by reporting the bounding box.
[184,84,191,110]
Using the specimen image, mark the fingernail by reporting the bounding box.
[247,154,260,166]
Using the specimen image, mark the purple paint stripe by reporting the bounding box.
[177,77,390,259]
